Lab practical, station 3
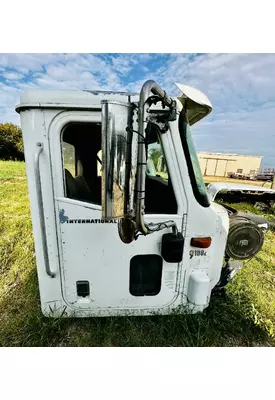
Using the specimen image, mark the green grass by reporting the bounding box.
[0,160,26,181]
[0,161,275,346]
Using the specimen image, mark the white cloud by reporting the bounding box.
[110,55,132,73]
[0,53,53,71]
[146,53,275,167]
[0,53,274,166]
[2,71,24,80]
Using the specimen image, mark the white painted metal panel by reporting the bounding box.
[50,110,186,313]
[57,200,183,310]
[18,92,229,317]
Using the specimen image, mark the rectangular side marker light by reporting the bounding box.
[190,237,212,248]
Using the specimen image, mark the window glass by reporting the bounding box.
[147,143,168,179]
[145,124,177,214]
[61,122,177,213]
[178,110,210,207]
[61,123,102,205]
[62,142,76,177]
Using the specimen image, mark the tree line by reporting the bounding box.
[0,123,24,161]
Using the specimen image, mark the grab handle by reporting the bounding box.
[34,142,55,278]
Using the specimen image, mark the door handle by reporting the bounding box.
[34,142,55,278]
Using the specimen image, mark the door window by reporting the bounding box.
[145,124,177,214]
[61,122,101,205]
[62,142,76,177]
[61,121,177,214]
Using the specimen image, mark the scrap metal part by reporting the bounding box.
[207,182,275,202]
[207,182,275,205]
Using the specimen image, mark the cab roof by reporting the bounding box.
[15,82,213,126]
[15,90,139,113]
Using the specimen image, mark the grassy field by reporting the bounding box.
[1,161,275,347]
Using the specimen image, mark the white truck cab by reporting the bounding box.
[16,80,266,317]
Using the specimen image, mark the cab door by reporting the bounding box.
[50,107,187,313]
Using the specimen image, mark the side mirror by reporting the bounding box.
[101,81,178,242]
[101,100,138,241]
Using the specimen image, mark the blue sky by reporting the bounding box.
[0,53,274,167]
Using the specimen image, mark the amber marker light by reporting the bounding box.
[190,237,212,248]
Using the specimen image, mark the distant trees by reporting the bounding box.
[0,123,24,161]
[150,149,162,169]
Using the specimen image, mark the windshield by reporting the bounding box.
[179,110,210,207]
